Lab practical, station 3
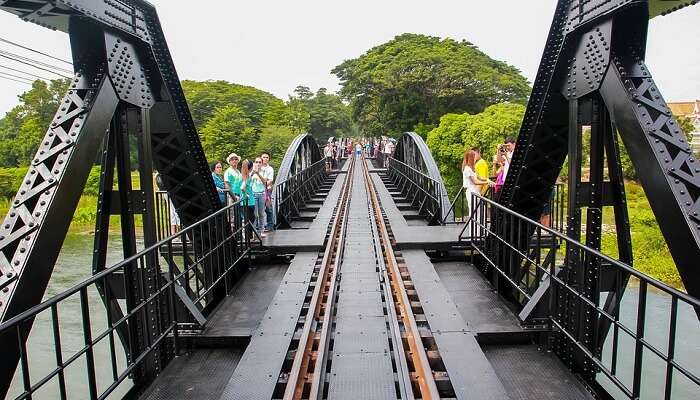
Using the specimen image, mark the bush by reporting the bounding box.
[0,167,28,198]
[0,166,102,200]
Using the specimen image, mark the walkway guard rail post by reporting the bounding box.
[387,157,443,225]
[461,192,700,399]
[445,183,565,232]
[273,159,328,229]
[0,199,253,399]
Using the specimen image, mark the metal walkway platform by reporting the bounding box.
[261,168,348,252]
[370,171,469,250]
[138,157,596,400]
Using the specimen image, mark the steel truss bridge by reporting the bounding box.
[0,0,698,399]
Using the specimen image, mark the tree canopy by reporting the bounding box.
[199,105,258,163]
[426,102,526,194]
[332,33,531,137]
[0,79,70,167]
[253,126,298,170]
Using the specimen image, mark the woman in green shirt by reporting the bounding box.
[224,153,242,202]
[250,157,268,235]
[240,159,256,229]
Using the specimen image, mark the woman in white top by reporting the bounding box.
[463,149,493,220]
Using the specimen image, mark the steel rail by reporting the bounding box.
[365,163,414,400]
[363,158,441,399]
[283,156,355,400]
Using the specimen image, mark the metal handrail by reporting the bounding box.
[0,198,254,400]
[273,158,328,228]
[274,158,327,188]
[388,157,442,186]
[386,157,443,223]
[0,199,247,331]
[464,191,700,399]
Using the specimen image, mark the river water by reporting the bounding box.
[5,233,700,399]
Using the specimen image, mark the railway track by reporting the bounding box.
[276,156,455,400]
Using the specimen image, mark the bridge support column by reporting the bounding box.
[557,93,633,380]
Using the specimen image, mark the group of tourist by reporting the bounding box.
[210,152,275,237]
[323,138,343,171]
[322,137,396,171]
[461,137,552,225]
[461,138,515,215]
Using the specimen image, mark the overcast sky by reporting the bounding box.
[0,1,697,117]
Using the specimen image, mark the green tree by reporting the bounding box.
[182,80,283,129]
[333,33,531,136]
[262,99,311,135]
[253,126,298,170]
[306,88,353,141]
[676,115,695,143]
[0,79,70,167]
[426,103,526,195]
[293,85,314,101]
[199,105,258,162]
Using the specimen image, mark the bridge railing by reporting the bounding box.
[386,157,443,224]
[0,200,252,400]
[463,192,700,399]
[445,183,565,232]
[273,158,328,228]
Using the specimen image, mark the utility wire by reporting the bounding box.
[0,53,71,79]
[0,49,73,74]
[0,37,72,65]
[0,70,36,82]
[0,64,52,81]
[0,73,32,85]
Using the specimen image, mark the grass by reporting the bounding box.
[599,181,683,290]
[0,194,142,235]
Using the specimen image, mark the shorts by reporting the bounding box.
[169,199,180,225]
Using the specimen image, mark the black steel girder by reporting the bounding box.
[499,0,700,299]
[393,132,452,222]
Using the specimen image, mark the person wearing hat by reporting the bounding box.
[224,153,242,203]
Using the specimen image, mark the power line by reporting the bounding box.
[0,53,71,79]
[0,64,52,81]
[0,49,73,74]
[0,70,36,82]
[0,37,72,65]
[0,73,32,85]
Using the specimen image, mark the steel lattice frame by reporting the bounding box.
[0,0,222,392]
[272,133,324,227]
[496,0,699,381]
[392,132,452,222]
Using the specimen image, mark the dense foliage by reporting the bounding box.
[0,79,70,167]
[426,103,526,195]
[602,183,682,288]
[200,105,259,163]
[182,81,352,161]
[333,33,531,137]
[181,80,283,129]
[253,126,298,170]
[293,86,353,142]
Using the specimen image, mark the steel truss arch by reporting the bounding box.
[490,0,700,388]
[392,132,452,223]
[272,134,325,228]
[0,1,225,394]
